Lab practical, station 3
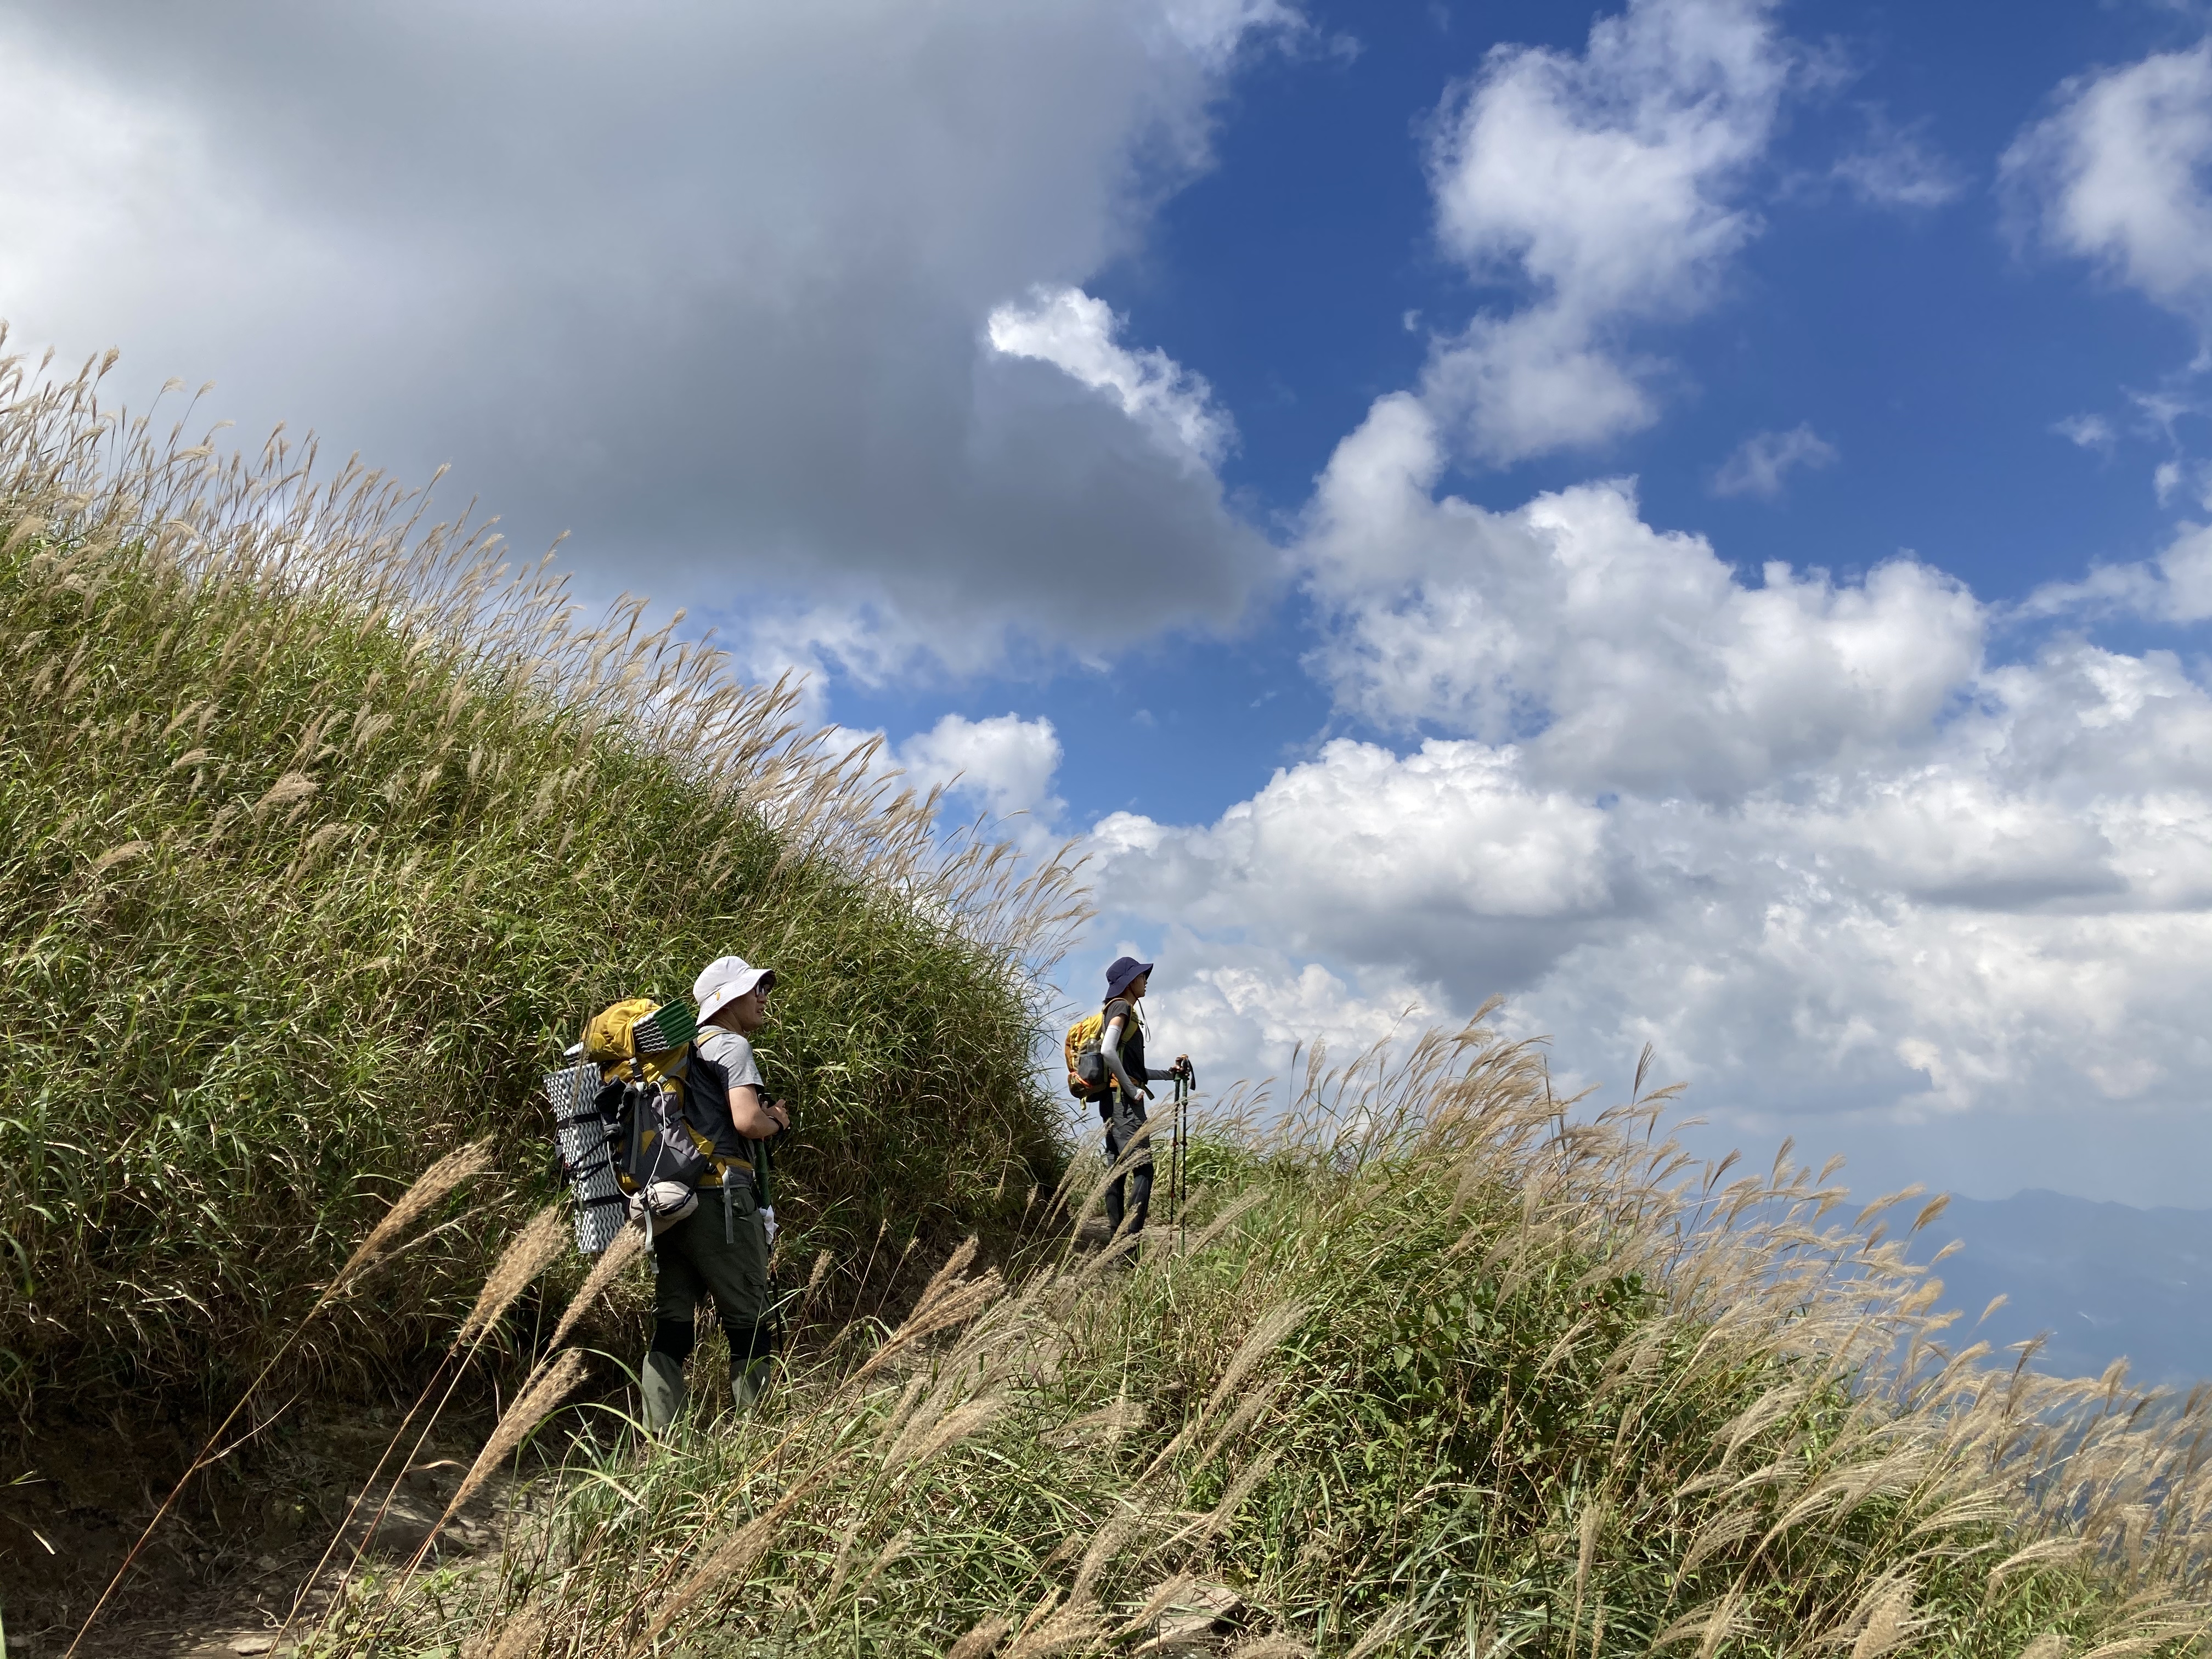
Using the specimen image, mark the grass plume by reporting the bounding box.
[0,346,1083,1424]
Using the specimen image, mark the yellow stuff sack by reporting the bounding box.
[583,996,697,1085]
[1063,1012,1107,1101]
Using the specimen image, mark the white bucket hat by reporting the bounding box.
[695,953,776,1023]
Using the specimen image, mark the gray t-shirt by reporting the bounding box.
[696,1028,763,1093]
[694,1026,774,1204]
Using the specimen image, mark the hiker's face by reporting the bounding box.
[725,984,771,1033]
[1126,972,1149,1000]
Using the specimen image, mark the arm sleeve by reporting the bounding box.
[1101,1015,1144,1099]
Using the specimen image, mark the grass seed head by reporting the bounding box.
[548,1223,645,1350]
[319,1139,494,1308]
[443,1347,590,1521]
[456,1204,569,1348]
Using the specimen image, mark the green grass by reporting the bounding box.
[13,352,2212,1658]
[0,359,1081,1418]
[338,1026,2212,1658]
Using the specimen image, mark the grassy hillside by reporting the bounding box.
[14,349,2212,1659]
[345,1025,2212,1658]
[0,353,1081,1418]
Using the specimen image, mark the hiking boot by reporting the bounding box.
[642,1350,687,1434]
[732,1362,770,1413]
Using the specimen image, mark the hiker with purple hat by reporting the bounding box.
[1097,955,1189,1240]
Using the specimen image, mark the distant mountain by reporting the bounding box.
[1908,1189,2212,1386]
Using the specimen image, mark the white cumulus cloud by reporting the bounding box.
[1299,395,1979,800]
[0,1,1283,674]
[988,287,1233,466]
[2053,412,2118,452]
[1083,394,2212,1199]
[2005,42,2212,338]
[895,712,1067,828]
[1420,0,1790,462]
[1832,111,1968,210]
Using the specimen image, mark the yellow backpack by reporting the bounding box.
[1063,1012,1108,1102]
[582,996,695,1084]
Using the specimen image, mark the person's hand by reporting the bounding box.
[768,1098,791,1132]
[1175,1053,1190,1077]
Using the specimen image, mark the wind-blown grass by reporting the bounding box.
[343,1019,2212,1658]
[0,343,1084,1418]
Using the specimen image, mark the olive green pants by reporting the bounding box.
[641,1181,773,1430]
[652,1180,770,1332]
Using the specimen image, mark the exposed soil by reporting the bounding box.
[1,1397,519,1659]
[0,1234,1056,1657]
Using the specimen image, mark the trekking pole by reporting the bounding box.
[1169,1071,1182,1232]
[1181,1060,1195,1221]
[1175,1066,1190,1234]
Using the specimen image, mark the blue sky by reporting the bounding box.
[8,0,2212,1206]
[832,0,2212,830]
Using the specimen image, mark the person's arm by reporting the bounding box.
[730,1085,789,1141]
[1101,1015,1146,1101]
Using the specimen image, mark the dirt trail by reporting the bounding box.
[2,1404,512,1659]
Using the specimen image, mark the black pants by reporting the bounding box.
[1104,1115,1154,1237]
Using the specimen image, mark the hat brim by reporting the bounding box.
[699,966,775,1022]
[1105,960,1155,1000]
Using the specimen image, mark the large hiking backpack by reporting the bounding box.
[549,996,709,1252]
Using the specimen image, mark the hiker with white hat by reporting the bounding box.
[637,953,792,1429]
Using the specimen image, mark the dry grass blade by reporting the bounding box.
[854,1530,913,1597]
[442,1347,589,1523]
[632,1485,811,1656]
[1005,1602,1110,1658]
[850,1269,1005,1385]
[1142,1300,1304,1480]
[1849,1577,1919,1659]
[462,1606,548,1659]
[1193,1373,1285,1468]
[1343,1602,1420,1659]
[1226,1638,1312,1659]
[316,1139,493,1311]
[1192,1449,1280,1543]
[1651,1601,1730,1652]
[912,1235,981,1313]
[1185,1187,1268,1256]
[456,1205,568,1347]
[1110,1576,1198,1641]
[1989,1538,2089,1587]
[548,1223,645,1350]
[63,1136,496,1659]
[1572,1494,1604,1626]
[1696,1590,1743,1659]
[1046,1395,1146,1453]
[898,1393,1009,1469]
[1198,1301,1305,1426]
[948,1616,1015,1659]
[1069,1504,1143,1608]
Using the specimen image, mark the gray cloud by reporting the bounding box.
[0,1,1282,669]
